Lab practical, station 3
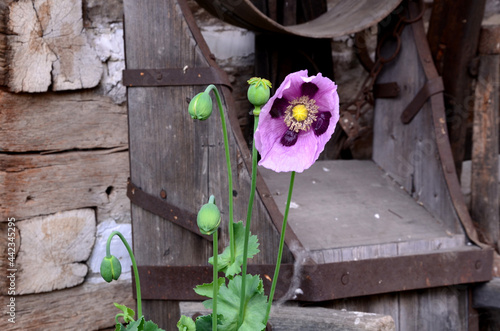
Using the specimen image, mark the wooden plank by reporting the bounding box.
[0,150,129,221]
[1,280,134,330]
[473,278,500,309]
[0,209,96,294]
[373,14,462,234]
[471,54,499,249]
[398,286,468,331]
[180,302,396,331]
[0,90,128,152]
[261,160,456,252]
[6,0,102,92]
[427,0,487,175]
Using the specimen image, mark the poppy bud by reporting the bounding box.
[197,195,221,235]
[100,255,122,283]
[247,77,272,114]
[188,92,213,120]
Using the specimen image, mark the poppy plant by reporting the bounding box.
[255,70,339,173]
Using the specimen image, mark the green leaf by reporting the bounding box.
[114,303,135,323]
[124,316,145,331]
[143,320,165,331]
[216,274,267,331]
[194,277,225,299]
[210,221,260,277]
[195,314,223,331]
[115,323,126,331]
[177,315,196,331]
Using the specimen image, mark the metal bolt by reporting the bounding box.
[341,273,349,285]
[475,260,482,270]
[160,189,167,199]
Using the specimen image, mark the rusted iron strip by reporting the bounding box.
[408,2,488,250]
[176,0,307,262]
[123,67,231,89]
[127,180,212,241]
[134,248,493,302]
[400,76,444,124]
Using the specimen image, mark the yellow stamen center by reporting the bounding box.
[284,96,318,132]
[292,104,308,122]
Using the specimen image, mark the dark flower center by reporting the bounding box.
[283,96,318,132]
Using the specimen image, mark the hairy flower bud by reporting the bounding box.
[100,255,122,283]
[188,92,213,120]
[247,77,272,114]
[197,195,221,235]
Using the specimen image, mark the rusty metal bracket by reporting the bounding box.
[127,180,212,241]
[400,76,444,124]
[123,67,232,90]
[134,247,493,302]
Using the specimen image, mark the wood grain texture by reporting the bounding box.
[0,150,129,221]
[0,90,128,152]
[1,280,134,330]
[13,209,95,294]
[261,160,458,253]
[427,0,487,175]
[473,277,500,309]
[180,302,396,331]
[6,0,102,92]
[471,54,499,249]
[373,15,461,235]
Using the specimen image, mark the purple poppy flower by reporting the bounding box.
[255,70,339,173]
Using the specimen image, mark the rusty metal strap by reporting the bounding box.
[127,180,212,241]
[123,67,232,90]
[401,76,444,124]
[134,248,492,302]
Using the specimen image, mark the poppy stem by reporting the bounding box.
[264,171,296,325]
[205,85,235,266]
[212,229,218,331]
[237,114,260,328]
[106,231,142,318]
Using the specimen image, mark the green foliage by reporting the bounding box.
[194,277,225,298]
[209,221,260,277]
[177,315,196,331]
[195,314,223,331]
[215,274,267,331]
[114,304,165,331]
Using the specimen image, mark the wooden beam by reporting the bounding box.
[473,278,500,309]
[180,302,396,331]
[1,280,133,329]
[427,0,487,176]
[6,0,102,92]
[0,150,129,221]
[0,209,96,294]
[471,54,499,250]
[0,91,127,152]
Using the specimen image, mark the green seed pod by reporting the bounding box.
[197,195,221,235]
[247,77,272,112]
[100,255,122,283]
[188,92,213,120]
